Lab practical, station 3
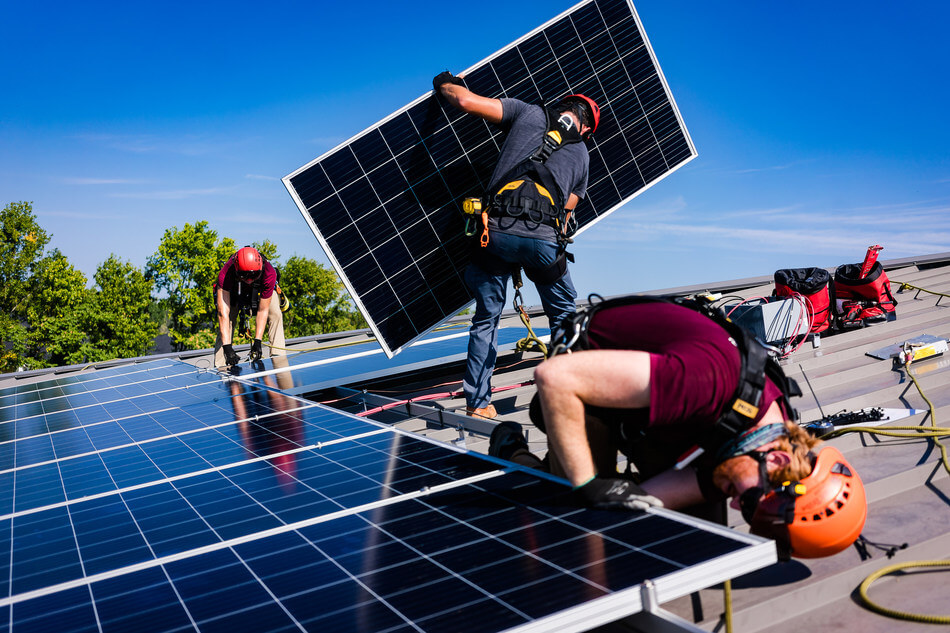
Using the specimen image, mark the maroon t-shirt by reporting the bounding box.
[585,302,784,459]
[217,254,277,299]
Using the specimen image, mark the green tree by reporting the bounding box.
[145,221,235,350]
[280,255,365,337]
[252,239,279,263]
[0,202,51,371]
[82,255,158,362]
[25,250,91,368]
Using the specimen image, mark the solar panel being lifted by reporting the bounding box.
[284,0,696,356]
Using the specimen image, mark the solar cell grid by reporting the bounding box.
[0,359,189,410]
[238,325,540,396]
[3,462,768,633]
[1,359,774,633]
[285,0,696,357]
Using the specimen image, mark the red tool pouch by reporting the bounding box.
[774,267,833,333]
[833,262,897,328]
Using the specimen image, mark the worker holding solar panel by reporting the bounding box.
[433,71,600,419]
[213,246,286,367]
[494,296,867,559]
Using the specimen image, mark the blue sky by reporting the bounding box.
[3,0,949,308]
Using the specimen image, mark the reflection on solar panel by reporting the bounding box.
[1,359,774,632]
[239,326,545,396]
[284,0,696,357]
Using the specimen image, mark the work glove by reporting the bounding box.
[576,477,664,511]
[249,338,263,362]
[432,70,464,94]
[279,293,290,312]
[222,344,240,366]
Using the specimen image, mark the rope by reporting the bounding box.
[352,379,535,418]
[823,359,950,477]
[514,307,548,355]
[723,578,733,633]
[827,356,950,623]
[858,561,950,624]
[510,275,549,356]
[894,280,950,304]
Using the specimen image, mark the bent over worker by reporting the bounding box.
[433,70,600,419]
[213,246,286,367]
[494,297,867,559]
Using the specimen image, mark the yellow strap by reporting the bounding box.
[496,180,555,207]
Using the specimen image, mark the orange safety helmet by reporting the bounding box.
[556,94,601,137]
[235,246,263,281]
[745,445,867,559]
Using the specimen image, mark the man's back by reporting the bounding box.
[489,98,590,240]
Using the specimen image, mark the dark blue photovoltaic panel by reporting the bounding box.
[4,467,767,633]
[239,325,545,395]
[284,0,696,357]
[2,356,774,632]
[0,359,189,409]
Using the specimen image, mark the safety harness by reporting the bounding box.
[213,253,281,338]
[548,294,803,459]
[468,108,583,285]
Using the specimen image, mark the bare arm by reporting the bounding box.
[438,82,504,125]
[254,295,273,340]
[639,467,707,509]
[216,287,233,345]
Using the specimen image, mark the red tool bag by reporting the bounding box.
[833,261,897,328]
[773,267,833,333]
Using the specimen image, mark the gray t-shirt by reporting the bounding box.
[487,98,590,241]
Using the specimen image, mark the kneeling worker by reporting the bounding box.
[495,297,867,559]
[214,246,286,367]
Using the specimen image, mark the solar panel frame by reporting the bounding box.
[284,0,696,358]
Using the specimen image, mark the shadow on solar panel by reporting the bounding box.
[284,0,695,358]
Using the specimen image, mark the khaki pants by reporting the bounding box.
[213,298,285,367]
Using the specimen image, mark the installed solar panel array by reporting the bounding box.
[1,359,772,632]
[284,0,696,357]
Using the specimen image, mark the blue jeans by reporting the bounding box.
[463,231,577,409]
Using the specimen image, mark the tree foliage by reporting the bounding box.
[145,221,235,350]
[0,202,50,317]
[83,255,158,362]
[280,255,366,337]
[0,202,366,373]
[25,249,90,368]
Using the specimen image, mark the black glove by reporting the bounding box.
[222,344,240,366]
[576,477,664,511]
[433,70,463,94]
[249,338,263,362]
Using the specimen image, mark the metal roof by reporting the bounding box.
[303,253,950,632]
[3,252,948,631]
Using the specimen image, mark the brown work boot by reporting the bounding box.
[466,404,497,419]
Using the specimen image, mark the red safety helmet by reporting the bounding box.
[745,446,867,559]
[556,94,601,137]
[235,246,263,281]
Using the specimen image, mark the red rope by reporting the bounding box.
[355,380,535,417]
